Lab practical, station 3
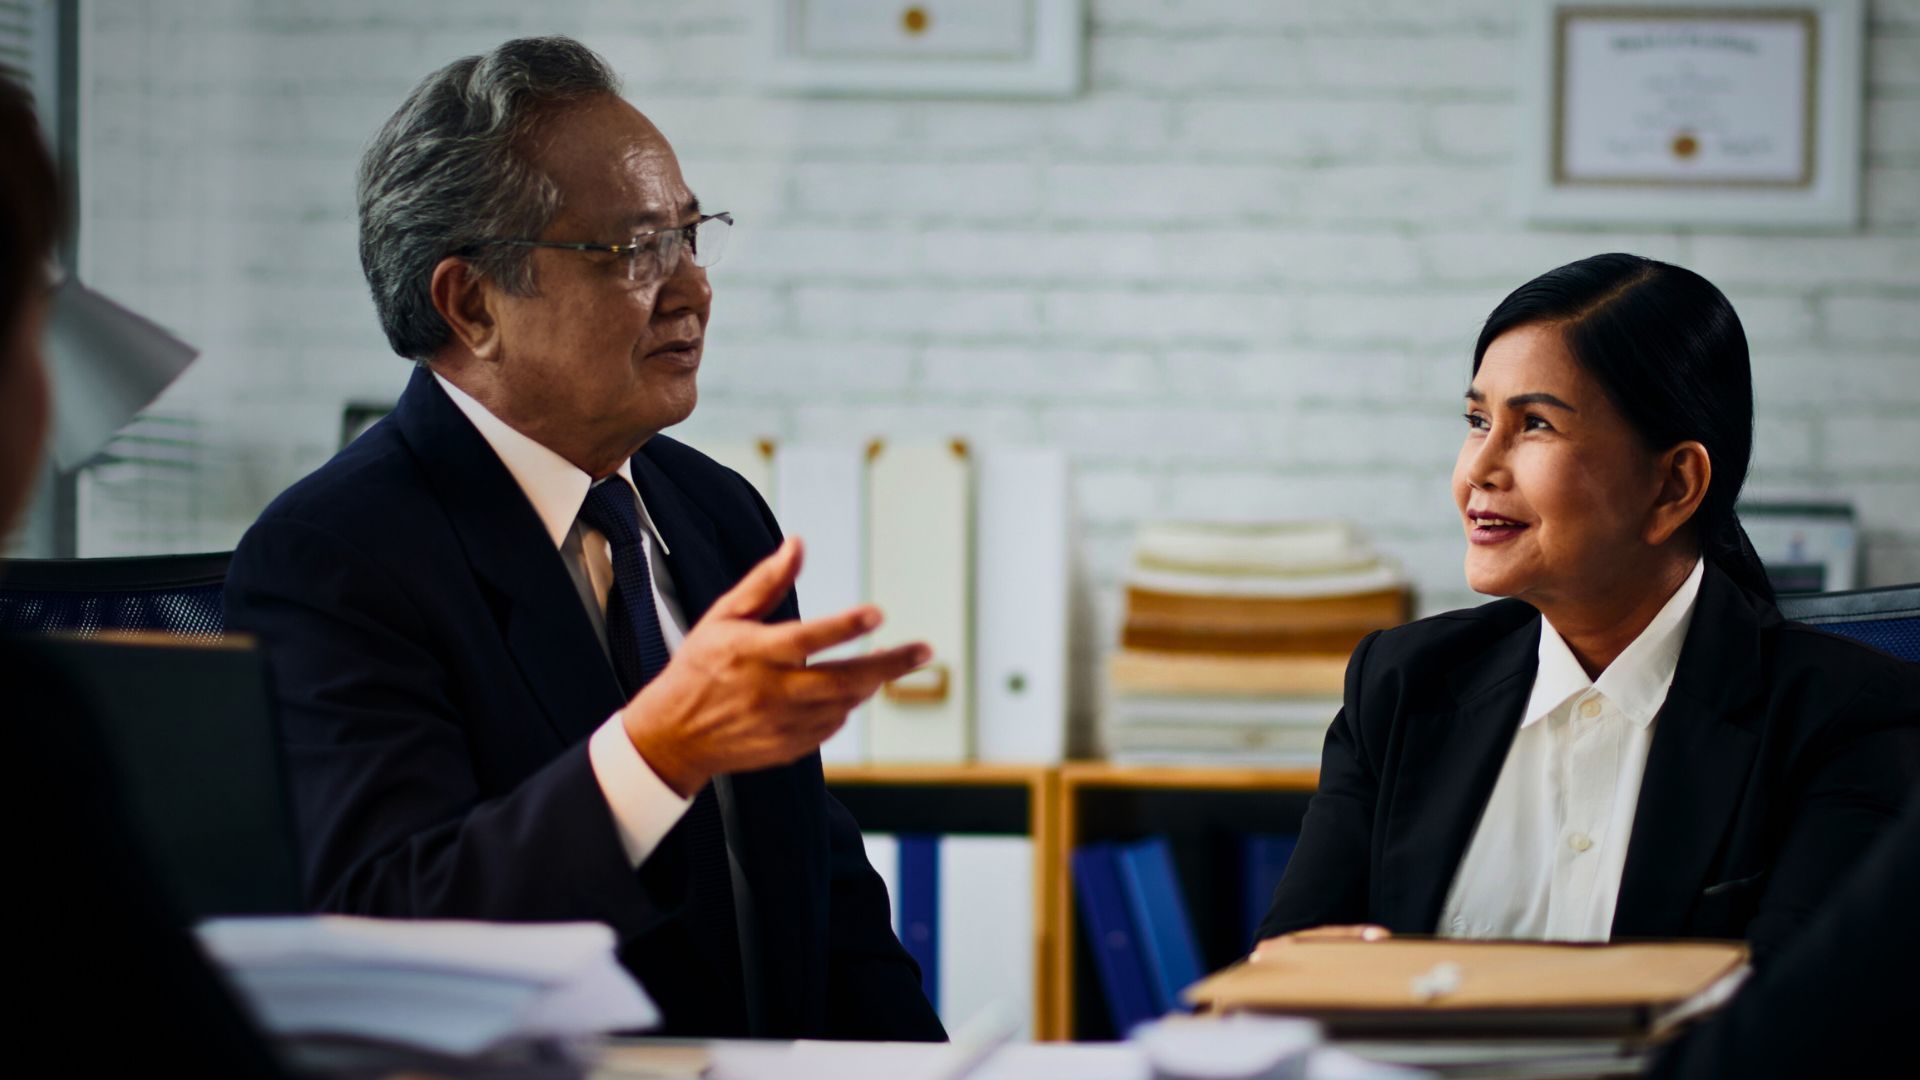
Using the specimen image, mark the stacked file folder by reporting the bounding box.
[1071,837,1204,1036]
[1104,521,1410,766]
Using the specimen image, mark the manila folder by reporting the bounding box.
[1184,939,1748,1037]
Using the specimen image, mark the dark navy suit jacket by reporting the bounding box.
[1257,561,1920,957]
[226,366,942,1040]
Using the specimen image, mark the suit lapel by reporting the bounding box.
[1379,614,1540,932]
[392,367,625,748]
[1611,564,1766,938]
[631,447,823,1029]
[630,450,732,625]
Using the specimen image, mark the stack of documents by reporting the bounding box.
[1105,522,1409,766]
[196,916,657,1058]
[1186,938,1748,1040]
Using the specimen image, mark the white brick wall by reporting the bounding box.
[73,1,1920,705]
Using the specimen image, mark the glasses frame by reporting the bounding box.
[467,211,733,281]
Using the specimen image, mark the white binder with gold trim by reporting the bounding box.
[866,440,972,762]
[776,442,870,764]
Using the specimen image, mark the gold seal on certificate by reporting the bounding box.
[1555,9,1816,188]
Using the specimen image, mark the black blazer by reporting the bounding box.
[1257,561,1920,956]
[225,366,943,1041]
[1648,790,1919,1078]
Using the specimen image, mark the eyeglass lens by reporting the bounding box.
[629,216,730,280]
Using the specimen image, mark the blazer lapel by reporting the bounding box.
[629,450,733,625]
[1379,614,1540,932]
[392,367,625,748]
[630,446,824,1030]
[1611,564,1766,938]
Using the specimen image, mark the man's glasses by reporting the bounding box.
[469,211,732,283]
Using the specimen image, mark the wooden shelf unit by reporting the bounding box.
[824,763,1061,1039]
[825,762,1320,1042]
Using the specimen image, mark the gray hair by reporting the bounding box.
[357,36,620,360]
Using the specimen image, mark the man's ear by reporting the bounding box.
[428,256,500,360]
[1646,440,1712,547]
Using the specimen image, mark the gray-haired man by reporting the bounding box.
[226,37,945,1040]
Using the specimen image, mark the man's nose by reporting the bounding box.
[654,252,712,316]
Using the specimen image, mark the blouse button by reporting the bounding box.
[1579,698,1602,719]
[1568,832,1594,852]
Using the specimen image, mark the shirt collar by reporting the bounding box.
[433,371,671,555]
[1520,558,1705,730]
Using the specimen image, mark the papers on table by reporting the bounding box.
[196,916,657,1057]
[1186,938,1748,1039]
[623,1015,1418,1080]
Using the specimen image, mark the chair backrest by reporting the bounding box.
[0,552,231,638]
[1776,583,1920,663]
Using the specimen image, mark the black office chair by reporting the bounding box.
[0,552,231,638]
[1777,583,1920,664]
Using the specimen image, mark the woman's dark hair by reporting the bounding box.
[1472,253,1775,602]
[0,77,60,349]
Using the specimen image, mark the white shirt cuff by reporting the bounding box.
[587,711,693,867]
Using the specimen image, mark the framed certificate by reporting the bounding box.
[761,0,1084,98]
[1517,0,1864,228]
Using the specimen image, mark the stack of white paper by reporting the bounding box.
[196,916,657,1056]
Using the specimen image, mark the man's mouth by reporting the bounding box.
[647,339,701,363]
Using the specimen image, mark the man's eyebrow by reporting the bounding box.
[1463,387,1578,412]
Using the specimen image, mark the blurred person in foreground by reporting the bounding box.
[223,37,943,1040]
[1647,788,1918,1077]
[0,79,286,1074]
[1254,254,1919,964]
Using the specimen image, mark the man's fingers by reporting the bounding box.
[704,537,804,623]
[802,643,933,691]
[761,604,883,662]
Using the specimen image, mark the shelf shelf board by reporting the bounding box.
[1060,762,1320,792]
[824,762,1052,788]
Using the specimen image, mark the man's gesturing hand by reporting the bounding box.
[620,537,930,798]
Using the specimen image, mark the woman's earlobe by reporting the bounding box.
[1649,442,1713,545]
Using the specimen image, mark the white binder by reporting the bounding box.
[973,448,1070,763]
[866,440,973,762]
[938,835,1036,1041]
[775,443,870,764]
[695,439,776,507]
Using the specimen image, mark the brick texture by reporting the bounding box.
[71,0,1920,687]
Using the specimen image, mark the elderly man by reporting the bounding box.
[226,37,944,1040]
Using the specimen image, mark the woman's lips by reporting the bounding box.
[1467,513,1529,545]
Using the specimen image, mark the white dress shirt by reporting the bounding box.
[434,373,692,867]
[1437,559,1705,942]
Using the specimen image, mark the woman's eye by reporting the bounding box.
[1523,414,1554,432]
[1463,412,1489,431]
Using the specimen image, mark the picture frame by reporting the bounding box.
[1515,0,1865,228]
[761,0,1085,99]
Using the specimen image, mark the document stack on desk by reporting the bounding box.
[1104,521,1409,766]
[198,916,656,1064]
[1185,938,1749,1076]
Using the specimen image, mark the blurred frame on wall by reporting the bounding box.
[1515,0,1865,228]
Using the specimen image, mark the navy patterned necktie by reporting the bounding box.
[577,478,748,1034]
[578,479,671,694]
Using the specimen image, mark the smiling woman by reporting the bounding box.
[1251,253,1920,959]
